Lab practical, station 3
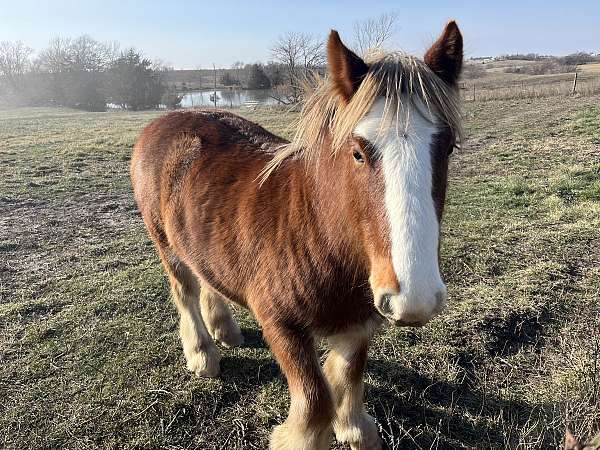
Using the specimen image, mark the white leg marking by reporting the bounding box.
[170,277,221,378]
[325,321,382,450]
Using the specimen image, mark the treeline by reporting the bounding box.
[0,36,182,111]
[0,32,325,109]
[500,52,599,66]
[503,60,574,75]
[6,29,595,110]
[463,52,600,79]
[0,21,385,109]
[219,63,280,90]
[502,52,599,76]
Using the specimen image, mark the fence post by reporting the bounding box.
[472,83,476,101]
[571,70,578,94]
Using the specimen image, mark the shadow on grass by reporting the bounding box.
[238,327,268,349]
[367,358,535,449]
[204,349,537,449]
[136,356,281,450]
[220,355,279,385]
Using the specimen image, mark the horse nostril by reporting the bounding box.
[379,294,393,315]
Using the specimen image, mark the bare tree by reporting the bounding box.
[34,36,118,110]
[299,34,326,69]
[37,37,74,73]
[38,36,117,73]
[272,32,300,81]
[353,12,398,56]
[232,61,245,86]
[271,32,324,103]
[71,35,119,72]
[272,32,325,73]
[0,41,33,90]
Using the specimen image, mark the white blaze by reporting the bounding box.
[355,98,446,322]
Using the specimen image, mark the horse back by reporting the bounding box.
[131,109,287,245]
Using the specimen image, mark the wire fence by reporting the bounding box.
[460,72,600,102]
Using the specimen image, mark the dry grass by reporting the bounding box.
[1,96,599,449]
[460,61,600,101]
[579,63,600,75]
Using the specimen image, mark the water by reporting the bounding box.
[180,88,281,108]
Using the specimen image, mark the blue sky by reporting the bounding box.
[1,0,599,69]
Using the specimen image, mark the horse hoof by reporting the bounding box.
[270,423,331,450]
[336,414,381,450]
[186,349,220,377]
[350,437,382,450]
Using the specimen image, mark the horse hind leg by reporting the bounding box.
[160,249,220,377]
[199,283,244,348]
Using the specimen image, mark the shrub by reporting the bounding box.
[161,85,183,109]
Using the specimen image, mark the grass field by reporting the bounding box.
[461,61,600,101]
[1,96,599,449]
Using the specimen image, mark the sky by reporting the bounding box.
[1,0,599,69]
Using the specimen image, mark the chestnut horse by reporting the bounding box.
[132,22,463,450]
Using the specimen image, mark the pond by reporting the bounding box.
[180,88,281,108]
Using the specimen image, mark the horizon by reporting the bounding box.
[1,0,599,69]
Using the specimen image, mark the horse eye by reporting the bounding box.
[353,150,365,164]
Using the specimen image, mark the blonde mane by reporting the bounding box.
[259,51,463,183]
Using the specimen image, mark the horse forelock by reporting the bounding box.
[258,51,463,184]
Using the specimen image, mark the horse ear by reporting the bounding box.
[424,21,463,85]
[327,30,369,102]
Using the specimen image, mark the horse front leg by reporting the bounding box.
[324,320,381,450]
[261,322,334,450]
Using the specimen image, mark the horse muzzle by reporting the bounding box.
[373,286,447,327]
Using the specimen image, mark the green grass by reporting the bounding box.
[565,106,600,144]
[1,97,599,449]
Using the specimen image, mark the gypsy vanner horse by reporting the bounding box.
[132,22,463,450]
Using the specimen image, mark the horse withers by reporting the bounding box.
[131,21,463,450]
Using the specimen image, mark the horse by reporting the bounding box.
[131,21,463,450]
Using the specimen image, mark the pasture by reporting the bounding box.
[461,62,600,101]
[1,95,599,449]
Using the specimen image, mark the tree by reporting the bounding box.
[0,41,33,93]
[70,35,118,72]
[246,64,271,89]
[67,72,106,111]
[270,32,324,103]
[232,61,245,86]
[161,84,183,109]
[271,32,324,74]
[558,52,596,67]
[264,61,284,87]
[37,37,75,74]
[35,36,116,110]
[107,49,165,110]
[220,71,239,86]
[353,12,398,56]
